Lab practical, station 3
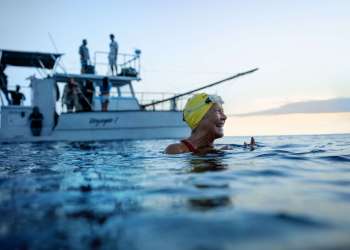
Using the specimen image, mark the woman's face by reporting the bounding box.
[198,103,227,138]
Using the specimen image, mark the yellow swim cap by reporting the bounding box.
[183,93,223,130]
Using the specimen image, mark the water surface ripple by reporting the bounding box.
[1,134,350,250]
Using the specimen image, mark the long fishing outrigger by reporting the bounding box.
[141,68,259,110]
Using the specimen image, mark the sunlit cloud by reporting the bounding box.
[232,97,350,117]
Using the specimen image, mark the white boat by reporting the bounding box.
[0,49,192,142]
[0,49,257,143]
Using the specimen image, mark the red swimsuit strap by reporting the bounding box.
[181,139,198,153]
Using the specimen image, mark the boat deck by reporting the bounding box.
[53,73,141,87]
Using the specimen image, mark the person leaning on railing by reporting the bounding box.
[62,78,81,112]
[9,85,25,105]
[81,80,94,112]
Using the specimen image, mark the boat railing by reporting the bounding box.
[93,50,141,76]
[135,91,187,111]
[57,89,186,113]
[101,90,187,111]
[1,82,185,112]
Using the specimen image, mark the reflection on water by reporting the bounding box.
[188,155,228,173]
[187,156,232,210]
[1,134,350,250]
[188,196,232,211]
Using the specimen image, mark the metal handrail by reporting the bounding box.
[94,51,135,64]
[93,50,141,76]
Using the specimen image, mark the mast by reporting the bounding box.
[141,68,258,110]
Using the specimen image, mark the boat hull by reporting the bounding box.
[0,109,190,142]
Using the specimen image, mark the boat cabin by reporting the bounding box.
[0,49,170,141]
[0,48,142,110]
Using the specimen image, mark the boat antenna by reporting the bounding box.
[48,32,59,52]
[48,32,67,73]
[141,67,259,109]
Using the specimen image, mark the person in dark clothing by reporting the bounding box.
[81,80,94,111]
[76,80,85,112]
[0,64,11,105]
[100,77,110,111]
[79,39,90,73]
[62,78,81,112]
[10,85,25,105]
[53,111,59,129]
[55,82,60,101]
[28,106,43,136]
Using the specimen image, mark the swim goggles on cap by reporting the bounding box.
[205,94,224,105]
[184,94,224,115]
[183,94,224,128]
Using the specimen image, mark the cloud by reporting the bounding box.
[232,97,350,117]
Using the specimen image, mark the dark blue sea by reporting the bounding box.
[1,134,350,250]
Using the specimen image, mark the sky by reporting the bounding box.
[0,0,349,136]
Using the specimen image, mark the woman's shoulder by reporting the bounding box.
[165,142,189,154]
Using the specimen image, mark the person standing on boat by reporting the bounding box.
[165,93,227,154]
[81,80,94,111]
[62,78,80,112]
[9,85,25,105]
[100,77,110,111]
[0,64,11,105]
[108,34,118,76]
[79,39,90,73]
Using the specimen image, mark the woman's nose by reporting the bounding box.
[222,112,227,121]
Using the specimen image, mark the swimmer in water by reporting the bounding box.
[244,137,256,150]
[165,93,227,154]
[165,93,257,154]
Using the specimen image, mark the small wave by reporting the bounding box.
[66,209,111,225]
[279,155,308,161]
[274,212,328,228]
[254,152,307,160]
[310,179,350,187]
[319,155,350,162]
[235,169,290,177]
[275,144,304,149]
[294,149,327,155]
[188,196,232,210]
[255,153,277,158]
[30,168,59,175]
[260,169,291,177]
[273,149,293,154]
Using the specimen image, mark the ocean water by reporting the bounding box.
[0,134,350,250]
